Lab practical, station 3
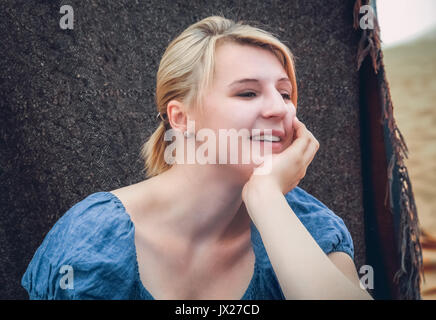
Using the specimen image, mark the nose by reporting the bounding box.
[261,87,295,119]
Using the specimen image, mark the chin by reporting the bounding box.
[225,162,259,184]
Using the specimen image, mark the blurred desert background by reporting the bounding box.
[382,27,436,299]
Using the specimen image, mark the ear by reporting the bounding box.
[167,99,189,132]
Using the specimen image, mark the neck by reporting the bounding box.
[143,163,252,248]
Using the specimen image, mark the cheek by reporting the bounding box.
[200,99,260,144]
[222,99,259,127]
[214,113,255,132]
[231,107,259,130]
[288,102,297,116]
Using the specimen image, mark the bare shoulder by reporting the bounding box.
[109,181,140,205]
[109,180,154,222]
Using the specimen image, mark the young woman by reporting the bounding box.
[22,16,373,300]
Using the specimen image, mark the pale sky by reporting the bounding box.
[376,0,436,47]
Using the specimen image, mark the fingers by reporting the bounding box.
[299,119,319,164]
[293,116,306,140]
[281,117,319,166]
[302,135,319,165]
[286,117,312,155]
[289,117,320,167]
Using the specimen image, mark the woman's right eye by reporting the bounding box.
[237,92,256,98]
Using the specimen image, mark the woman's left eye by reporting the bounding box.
[237,92,257,98]
[237,91,291,100]
[281,93,291,100]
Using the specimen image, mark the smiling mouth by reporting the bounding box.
[249,134,282,142]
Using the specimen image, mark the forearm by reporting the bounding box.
[243,182,373,300]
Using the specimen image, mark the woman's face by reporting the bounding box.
[190,42,297,180]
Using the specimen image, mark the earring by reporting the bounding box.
[184,131,193,138]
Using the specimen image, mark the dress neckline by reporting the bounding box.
[104,191,259,300]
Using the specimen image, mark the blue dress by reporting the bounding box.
[21,187,354,300]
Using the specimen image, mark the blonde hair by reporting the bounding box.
[140,15,298,178]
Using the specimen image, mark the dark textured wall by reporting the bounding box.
[0,0,366,299]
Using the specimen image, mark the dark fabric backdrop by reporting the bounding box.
[0,0,368,299]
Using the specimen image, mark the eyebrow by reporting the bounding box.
[228,77,292,88]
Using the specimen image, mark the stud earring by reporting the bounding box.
[184,131,193,138]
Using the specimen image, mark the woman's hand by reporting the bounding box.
[242,116,320,203]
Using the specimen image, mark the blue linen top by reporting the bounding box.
[21,186,354,300]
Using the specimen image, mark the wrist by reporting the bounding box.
[242,178,282,205]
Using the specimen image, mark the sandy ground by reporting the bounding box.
[383,31,436,299]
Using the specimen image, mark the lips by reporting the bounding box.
[248,129,286,153]
[250,134,281,142]
[249,129,286,141]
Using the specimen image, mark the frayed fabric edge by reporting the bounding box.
[353,0,424,300]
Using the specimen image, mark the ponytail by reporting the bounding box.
[140,122,171,178]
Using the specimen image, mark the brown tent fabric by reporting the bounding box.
[353,0,423,299]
